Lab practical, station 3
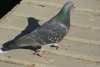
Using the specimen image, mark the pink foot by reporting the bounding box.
[35,49,48,58]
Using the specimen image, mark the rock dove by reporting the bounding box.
[0,1,74,57]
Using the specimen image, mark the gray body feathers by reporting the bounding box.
[13,18,69,48]
[2,1,74,50]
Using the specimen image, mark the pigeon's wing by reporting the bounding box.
[30,22,67,45]
[15,21,67,47]
[15,35,33,45]
[15,33,41,47]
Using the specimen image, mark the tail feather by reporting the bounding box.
[0,46,7,53]
[0,43,19,53]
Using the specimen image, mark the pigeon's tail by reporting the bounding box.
[0,45,9,53]
[0,43,18,53]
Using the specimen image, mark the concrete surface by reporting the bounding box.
[21,0,100,14]
[0,61,27,67]
[0,0,100,67]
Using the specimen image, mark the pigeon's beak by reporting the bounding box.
[71,4,75,10]
[71,2,75,9]
[72,3,75,8]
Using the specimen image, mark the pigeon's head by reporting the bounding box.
[57,1,74,19]
[63,1,74,11]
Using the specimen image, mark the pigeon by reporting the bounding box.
[0,1,74,57]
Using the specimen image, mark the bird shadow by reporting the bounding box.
[1,17,41,51]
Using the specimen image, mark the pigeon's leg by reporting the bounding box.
[56,44,65,50]
[53,43,64,50]
[36,47,47,57]
[53,43,59,46]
